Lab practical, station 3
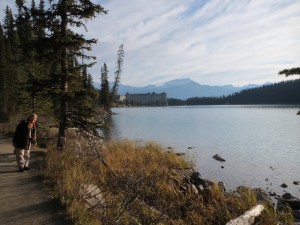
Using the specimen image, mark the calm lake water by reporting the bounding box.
[108,105,300,198]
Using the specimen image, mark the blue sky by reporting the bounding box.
[1,0,299,87]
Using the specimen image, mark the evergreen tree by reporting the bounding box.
[0,0,118,135]
[44,0,107,147]
[3,7,14,39]
[99,63,110,111]
[0,23,6,118]
[3,6,22,113]
[279,68,300,77]
[109,44,124,105]
[15,0,37,112]
[65,57,99,131]
[36,0,46,39]
[99,45,124,112]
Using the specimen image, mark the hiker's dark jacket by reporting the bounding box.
[13,120,32,149]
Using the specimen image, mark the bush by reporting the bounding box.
[43,132,294,225]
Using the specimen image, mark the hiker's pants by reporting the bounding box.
[15,147,30,169]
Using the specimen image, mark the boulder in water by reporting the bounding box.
[213,154,226,162]
[280,183,288,188]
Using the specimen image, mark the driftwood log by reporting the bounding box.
[226,204,264,225]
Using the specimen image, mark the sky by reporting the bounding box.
[1,0,300,87]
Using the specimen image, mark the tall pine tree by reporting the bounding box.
[109,44,124,106]
[99,63,110,111]
[45,0,107,147]
[3,6,22,113]
[0,23,6,120]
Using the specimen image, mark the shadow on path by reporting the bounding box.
[0,133,71,225]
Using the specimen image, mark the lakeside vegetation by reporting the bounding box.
[43,130,293,225]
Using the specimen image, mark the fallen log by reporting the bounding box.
[226,204,264,225]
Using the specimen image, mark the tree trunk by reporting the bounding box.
[226,204,264,225]
[57,0,68,149]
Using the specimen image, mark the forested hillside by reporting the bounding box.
[168,79,300,105]
[0,1,124,145]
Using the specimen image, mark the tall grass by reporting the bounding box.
[43,132,294,225]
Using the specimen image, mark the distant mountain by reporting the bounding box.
[94,78,264,100]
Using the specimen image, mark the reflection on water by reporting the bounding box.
[110,105,300,198]
[97,115,113,141]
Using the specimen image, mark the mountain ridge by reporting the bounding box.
[94,78,269,100]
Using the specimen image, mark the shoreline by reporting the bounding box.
[110,106,300,200]
[110,135,300,202]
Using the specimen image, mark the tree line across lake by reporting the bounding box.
[168,79,300,106]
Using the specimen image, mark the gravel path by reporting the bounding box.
[0,133,70,225]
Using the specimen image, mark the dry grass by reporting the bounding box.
[43,132,294,225]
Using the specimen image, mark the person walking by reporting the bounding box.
[13,113,38,172]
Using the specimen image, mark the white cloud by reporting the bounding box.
[88,0,300,86]
[1,0,299,86]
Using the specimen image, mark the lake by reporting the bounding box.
[108,105,300,198]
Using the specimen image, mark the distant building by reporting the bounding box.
[125,92,168,106]
[116,95,126,104]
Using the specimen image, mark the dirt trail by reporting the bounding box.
[0,133,70,225]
